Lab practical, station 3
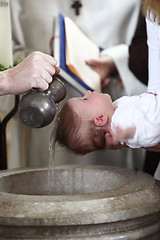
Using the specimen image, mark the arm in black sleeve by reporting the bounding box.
[129,10,148,86]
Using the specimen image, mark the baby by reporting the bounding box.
[56,90,160,155]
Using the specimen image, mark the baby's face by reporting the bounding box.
[67,90,112,154]
[68,90,112,120]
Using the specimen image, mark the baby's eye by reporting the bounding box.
[81,97,87,101]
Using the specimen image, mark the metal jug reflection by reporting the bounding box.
[18,76,66,128]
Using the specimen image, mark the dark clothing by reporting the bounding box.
[144,152,160,176]
[129,10,148,85]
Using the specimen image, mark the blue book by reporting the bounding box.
[52,13,101,94]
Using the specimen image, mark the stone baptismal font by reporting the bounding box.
[0,164,159,239]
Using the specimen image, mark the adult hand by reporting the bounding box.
[104,130,126,150]
[85,55,117,88]
[0,51,60,95]
[145,143,160,152]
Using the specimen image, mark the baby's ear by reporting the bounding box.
[94,114,108,127]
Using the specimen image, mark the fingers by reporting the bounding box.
[39,52,60,74]
[104,132,120,150]
[104,132,113,150]
[41,62,60,77]
[104,132,124,150]
[40,70,53,84]
[102,77,111,88]
[145,143,160,152]
[40,52,58,66]
[85,59,98,67]
[36,79,49,91]
[41,61,57,76]
[9,51,61,94]
[30,51,60,74]
[29,51,60,90]
[85,58,113,87]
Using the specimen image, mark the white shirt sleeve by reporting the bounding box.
[146,17,160,91]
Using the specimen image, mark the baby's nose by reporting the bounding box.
[86,90,92,96]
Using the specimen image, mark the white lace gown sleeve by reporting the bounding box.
[112,93,160,148]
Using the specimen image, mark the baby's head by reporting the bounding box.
[56,91,114,154]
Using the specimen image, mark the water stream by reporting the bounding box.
[47,105,59,195]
